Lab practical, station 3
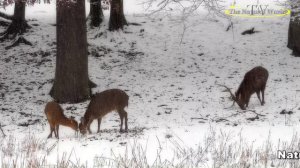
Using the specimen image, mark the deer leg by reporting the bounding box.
[118,109,128,133]
[54,126,57,138]
[261,87,266,105]
[246,97,250,108]
[120,109,128,132]
[124,110,128,132]
[97,118,102,133]
[118,111,124,133]
[256,91,262,105]
[48,126,54,138]
[87,120,93,134]
[55,125,59,139]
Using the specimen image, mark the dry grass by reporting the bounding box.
[1,127,300,168]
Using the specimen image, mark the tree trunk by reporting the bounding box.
[108,0,127,31]
[50,0,91,103]
[89,0,103,27]
[0,0,29,40]
[287,4,300,56]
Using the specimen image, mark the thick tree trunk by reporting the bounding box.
[89,0,103,27]
[50,0,91,103]
[0,0,29,40]
[287,4,300,56]
[108,0,127,31]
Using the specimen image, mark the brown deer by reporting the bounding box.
[45,101,78,139]
[219,66,269,110]
[79,89,129,135]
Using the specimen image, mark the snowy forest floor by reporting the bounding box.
[0,7,300,167]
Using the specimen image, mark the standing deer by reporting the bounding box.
[79,89,129,135]
[219,66,269,110]
[45,101,78,139]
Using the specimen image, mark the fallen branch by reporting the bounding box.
[0,123,6,137]
[241,27,260,35]
[191,117,208,120]
[226,21,233,31]
[46,141,58,155]
[5,36,33,50]
[219,109,265,122]
[243,109,265,117]
[128,22,142,26]
[215,118,229,123]
[247,115,259,121]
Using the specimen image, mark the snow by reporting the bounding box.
[0,0,299,167]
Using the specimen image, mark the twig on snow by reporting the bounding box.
[0,123,6,137]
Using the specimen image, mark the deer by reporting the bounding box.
[218,66,269,110]
[79,89,129,135]
[45,101,78,139]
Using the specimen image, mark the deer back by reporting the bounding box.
[45,101,65,122]
[84,89,129,121]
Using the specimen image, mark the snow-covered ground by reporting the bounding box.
[0,0,300,167]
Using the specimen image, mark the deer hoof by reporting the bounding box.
[120,129,128,133]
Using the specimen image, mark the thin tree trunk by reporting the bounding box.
[50,0,91,103]
[90,0,103,27]
[109,0,127,31]
[287,3,300,56]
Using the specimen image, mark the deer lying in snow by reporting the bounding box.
[79,89,129,135]
[219,66,269,110]
[45,101,78,139]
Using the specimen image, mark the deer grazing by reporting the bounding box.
[219,66,269,110]
[45,101,78,139]
[79,89,129,135]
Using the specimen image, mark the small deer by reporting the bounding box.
[219,66,269,110]
[45,101,78,139]
[79,89,129,135]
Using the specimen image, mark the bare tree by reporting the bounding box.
[50,0,91,103]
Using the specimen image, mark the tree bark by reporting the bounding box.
[0,0,30,40]
[50,0,91,103]
[109,0,127,31]
[287,4,300,56]
[89,0,103,27]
